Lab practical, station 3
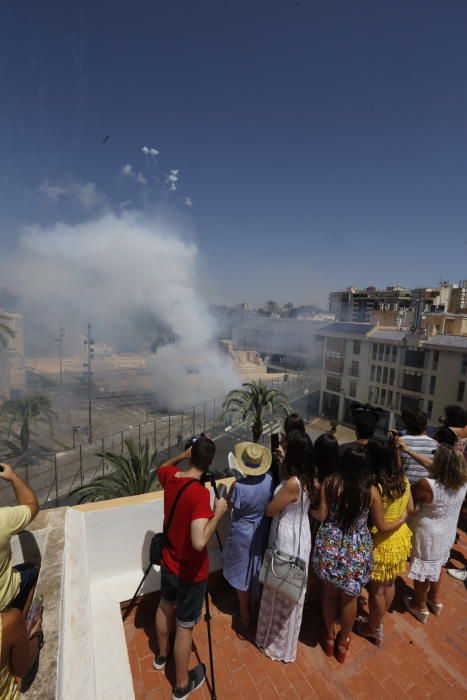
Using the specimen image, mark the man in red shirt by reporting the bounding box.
[154,437,227,700]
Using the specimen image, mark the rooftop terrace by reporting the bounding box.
[123,530,467,700]
[14,485,466,699]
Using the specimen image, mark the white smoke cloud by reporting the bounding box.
[166,169,179,192]
[184,197,193,208]
[142,146,159,158]
[38,181,105,210]
[1,210,238,408]
[121,164,147,186]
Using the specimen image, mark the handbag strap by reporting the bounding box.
[296,480,304,559]
[274,476,305,559]
[163,478,197,535]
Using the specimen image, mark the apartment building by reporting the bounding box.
[329,283,460,327]
[318,322,467,430]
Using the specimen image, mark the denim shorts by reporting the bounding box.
[160,566,207,628]
[11,563,39,611]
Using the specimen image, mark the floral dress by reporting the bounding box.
[312,504,373,596]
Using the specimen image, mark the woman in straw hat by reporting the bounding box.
[256,431,314,662]
[223,442,274,627]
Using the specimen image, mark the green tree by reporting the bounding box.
[281,302,295,318]
[263,300,280,316]
[222,380,292,442]
[1,395,56,453]
[0,311,15,348]
[71,438,159,503]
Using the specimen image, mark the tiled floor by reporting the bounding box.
[123,530,467,699]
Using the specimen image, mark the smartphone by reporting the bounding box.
[27,593,43,633]
[217,484,228,499]
[270,433,279,451]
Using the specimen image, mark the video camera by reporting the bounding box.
[349,402,384,422]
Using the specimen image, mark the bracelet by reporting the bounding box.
[30,630,45,649]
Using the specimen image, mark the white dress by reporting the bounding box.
[409,478,467,582]
[255,477,311,663]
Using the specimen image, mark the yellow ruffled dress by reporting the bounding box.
[371,477,412,582]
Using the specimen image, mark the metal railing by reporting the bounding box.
[0,372,319,508]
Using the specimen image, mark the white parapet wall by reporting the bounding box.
[58,481,232,700]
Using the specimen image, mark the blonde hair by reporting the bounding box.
[431,445,467,490]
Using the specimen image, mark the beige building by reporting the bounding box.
[318,322,467,430]
[421,312,467,337]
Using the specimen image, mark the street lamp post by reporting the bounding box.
[56,326,65,384]
[83,322,95,443]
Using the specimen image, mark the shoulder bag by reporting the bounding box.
[150,478,197,566]
[258,483,307,604]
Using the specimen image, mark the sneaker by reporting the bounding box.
[448,568,467,582]
[172,663,206,700]
[153,644,171,671]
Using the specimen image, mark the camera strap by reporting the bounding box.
[163,478,197,538]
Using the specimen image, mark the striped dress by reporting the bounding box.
[0,616,20,699]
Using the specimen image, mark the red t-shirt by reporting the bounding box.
[158,466,214,583]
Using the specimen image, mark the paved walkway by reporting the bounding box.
[123,529,467,699]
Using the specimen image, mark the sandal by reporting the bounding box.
[335,633,351,664]
[355,618,383,647]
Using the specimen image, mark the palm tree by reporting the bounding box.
[0,311,15,348]
[222,380,292,442]
[263,300,280,317]
[71,438,159,503]
[281,302,295,318]
[0,395,56,453]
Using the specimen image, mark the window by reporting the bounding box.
[381,388,387,404]
[325,356,344,373]
[376,366,382,383]
[372,344,377,360]
[389,368,395,385]
[370,365,376,381]
[384,344,391,362]
[378,344,384,361]
[429,375,437,395]
[401,395,422,412]
[326,376,342,393]
[427,400,433,419]
[404,349,425,369]
[374,387,380,403]
[368,386,374,402]
[461,354,467,376]
[388,390,393,407]
[327,337,345,353]
[350,360,359,377]
[402,371,423,392]
[391,345,397,363]
[432,351,439,371]
[383,367,388,384]
[395,393,401,410]
[353,340,361,355]
[458,381,465,403]
[349,381,357,398]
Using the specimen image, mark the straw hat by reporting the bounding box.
[233,442,272,477]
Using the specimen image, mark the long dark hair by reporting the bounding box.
[314,433,339,482]
[367,440,406,500]
[327,446,372,530]
[282,430,314,496]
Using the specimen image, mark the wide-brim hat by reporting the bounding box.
[233,442,272,477]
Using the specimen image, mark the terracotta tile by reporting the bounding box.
[256,676,281,700]
[140,654,163,693]
[232,667,257,698]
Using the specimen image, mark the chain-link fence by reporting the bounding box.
[0,373,318,507]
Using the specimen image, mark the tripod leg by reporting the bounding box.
[204,592,217,700]
[122,564,152,621]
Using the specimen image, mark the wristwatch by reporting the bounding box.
[30,630,45,649]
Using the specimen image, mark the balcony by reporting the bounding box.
[14,480,467,699]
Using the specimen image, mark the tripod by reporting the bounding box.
[200,472,225,700]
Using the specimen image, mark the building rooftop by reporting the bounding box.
[424,335,467,349]
[124,526,467,699]
[369,329,407,342]
[318,322,375,336]
[12,478,467,699]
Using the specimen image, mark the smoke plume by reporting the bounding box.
[1,209,239,408]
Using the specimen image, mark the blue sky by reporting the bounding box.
[1,0,466,306]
